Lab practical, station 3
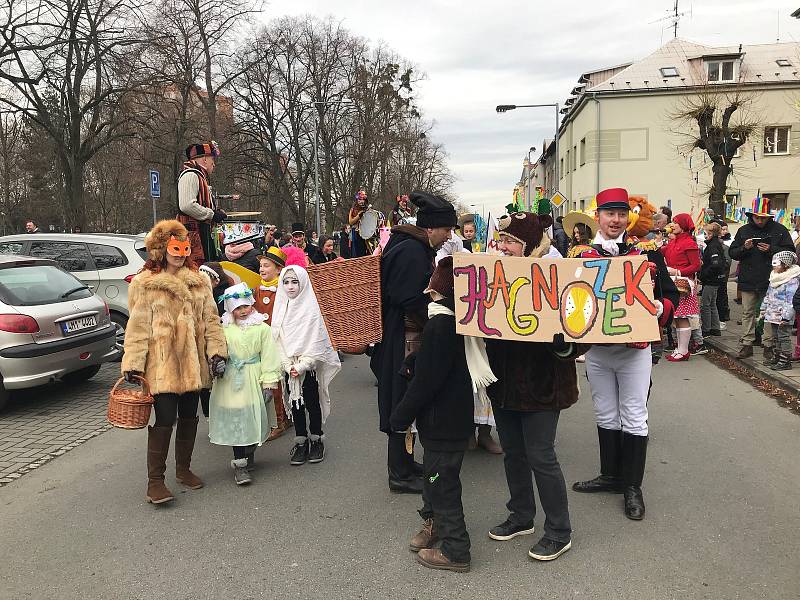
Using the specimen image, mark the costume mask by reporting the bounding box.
[166,236,192,257]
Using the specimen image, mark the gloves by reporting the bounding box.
[124,370,143,384]
[262,388,273,403]
[209,355,226,378]
[212,208,227,223]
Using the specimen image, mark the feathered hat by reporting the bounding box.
[283,245,308,268]
[144,219,189,262]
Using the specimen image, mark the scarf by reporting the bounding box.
[260,276,279,289]
[592,230,625,256]
[769,264,800,287]
[179,160,213,210]
[221,309,265,327]
[272,266,341,423]
[225,241,254,261]
[427,302,497,413]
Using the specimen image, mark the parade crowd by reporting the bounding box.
[119,140,800,574]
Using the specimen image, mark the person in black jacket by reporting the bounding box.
[390,256,473,573]
[729,210,795,359]
[310,235,338,264]
[699,222,726,336]
[551,216,570,257]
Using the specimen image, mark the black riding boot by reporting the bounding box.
[621,432,648,520]
[572,427,624,493]
[387,432,422,494]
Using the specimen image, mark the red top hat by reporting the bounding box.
[596,188,630,211]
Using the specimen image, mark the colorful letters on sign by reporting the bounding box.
[452,254,661,343]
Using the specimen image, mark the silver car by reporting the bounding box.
[0,233,147,355]
[0,255,118,411]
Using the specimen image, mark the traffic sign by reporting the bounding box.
[149,170,161,198]
[550,190,568,207]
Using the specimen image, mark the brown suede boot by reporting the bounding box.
[146,426,175,505]
[175,417,203,489]
[416,548,470,573]
[409,518,438,552]
[477,424,503,454]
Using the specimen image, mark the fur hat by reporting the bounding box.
[425,255,454,297]
[497,212,552,257]
[772,250,797,268]
[411,191,457,229]
[144,219,189,262]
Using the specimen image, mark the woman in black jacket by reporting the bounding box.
[310,235,339,264]
[699,222,726,336]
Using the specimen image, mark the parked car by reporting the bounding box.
[0,255,119,411]
[0,233,146,356]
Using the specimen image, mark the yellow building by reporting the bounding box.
[551,38,800,217]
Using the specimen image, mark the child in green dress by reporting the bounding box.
[209,282,282,485]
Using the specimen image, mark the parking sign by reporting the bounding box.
[149,170,160,198]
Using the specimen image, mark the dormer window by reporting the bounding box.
[776,58,792,67]
[707,59,736,83]
[660,67,679,77]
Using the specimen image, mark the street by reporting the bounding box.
[0,355,798,600]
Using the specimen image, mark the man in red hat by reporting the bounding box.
[572,188,678,522]
[177,141,227,264]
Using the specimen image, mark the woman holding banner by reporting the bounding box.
[572,188,678,521]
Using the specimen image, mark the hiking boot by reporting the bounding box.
[736,345,753,359]
[231,458,252,485]
[290,437,309,466]
[528,537,572,561]
[308,437,325,463]
[416,548,470,573]
[488,518,535,541]
[572,474,624,493]
[476,424,503,454]
[409,518,437,552]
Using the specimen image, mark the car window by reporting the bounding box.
[87,243,128,269]
[28,241,94,272]
[0,242,24,255]
[0,265,93,306]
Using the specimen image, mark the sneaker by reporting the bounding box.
[290,439,309,466]
[528,537,572,561]
[719,322,727,330]
[690,344,709,355]
[489,518,535,541]
[308,438,325,463]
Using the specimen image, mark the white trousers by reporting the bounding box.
[584,345,652,436]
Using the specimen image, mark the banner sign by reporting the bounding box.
[452,253,661,343]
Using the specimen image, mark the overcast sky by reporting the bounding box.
[262,0,799,215]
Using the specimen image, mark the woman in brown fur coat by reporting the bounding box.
[122,220,227,505]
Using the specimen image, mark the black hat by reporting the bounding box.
[291,223,305,234]
[410,191,457,229]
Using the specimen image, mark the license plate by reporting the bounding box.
[61,315,97,334]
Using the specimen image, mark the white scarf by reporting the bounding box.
[592,230,625,256]
[769,264,800,287]
[427,302,497,412]
[272,266,341,423]
[221,309,265,328]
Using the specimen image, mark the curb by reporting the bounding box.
[704,338,800,399]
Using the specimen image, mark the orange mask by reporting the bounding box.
[166,236,192,257]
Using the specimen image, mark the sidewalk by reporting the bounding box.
[703,283,800,396]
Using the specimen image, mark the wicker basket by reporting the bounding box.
[307,255,382,354]
[107,376,154,429]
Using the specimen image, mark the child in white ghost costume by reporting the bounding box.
[272,266,341,466]
[209,282,282,485]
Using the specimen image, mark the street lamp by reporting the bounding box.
[496,103,560,197]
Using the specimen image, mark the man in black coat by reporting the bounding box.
[551,216,570,257]
[371,191,456,494]
[729,210,794,359]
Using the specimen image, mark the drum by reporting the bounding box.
[359,208,380,240]
[214,219,266,246]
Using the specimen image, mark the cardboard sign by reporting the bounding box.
[452,253,661,343]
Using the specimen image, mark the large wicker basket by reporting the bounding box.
[108,376,154,429]
[307,255,382,354]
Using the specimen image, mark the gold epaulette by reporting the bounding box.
[634,240,657,252]
[567,244,592,258]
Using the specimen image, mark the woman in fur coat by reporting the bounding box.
[122,219,227,505]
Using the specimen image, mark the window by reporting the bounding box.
[572,145,577,170]
[764,126,790,155]
[0,242,23,255]
[565,150,570,174]
[560,158,564,178]
[580,138,586,165]
[0,265,93,306]
[707,60,736,83]
[776,58,792,67]
[27,241,93,273]
[763,193,788,212]
[88,244,128,269]
[660,67,679,77]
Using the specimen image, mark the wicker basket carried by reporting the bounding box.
[108,376,154,429]
[307,255,383,354]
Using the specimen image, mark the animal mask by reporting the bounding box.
[166,236,192,257]
[626,196,658,238]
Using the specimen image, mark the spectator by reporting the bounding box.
[311,236,338,264]
[699,222,726,337]
[761,251,800,370]
[550,216,570,257]
[659,205,672,222]
[25,220,39,233]
[337,225,351,259]
[729,208,795,359]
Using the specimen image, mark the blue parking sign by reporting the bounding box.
[149,170,161,198]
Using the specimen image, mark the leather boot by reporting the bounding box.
[573,427,624,493]
[416,548,470,573]
[476,424,503,454]
[268,389,290,441]
[175,417,203,489]
[387,432,422,494]
[146,426,175,504]
[409,518,438,552]
[621,432,648,520]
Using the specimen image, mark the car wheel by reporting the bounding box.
[110,313,127,361]
[61,365,102,385]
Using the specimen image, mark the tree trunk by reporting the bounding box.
[709,160,729,219]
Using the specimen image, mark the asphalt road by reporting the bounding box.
[0,354,798,600]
